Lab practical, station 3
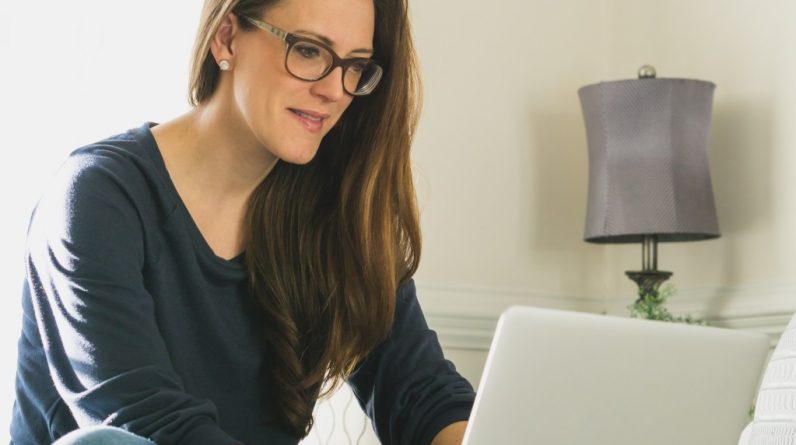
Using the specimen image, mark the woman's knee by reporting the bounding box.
[52,425,154,445]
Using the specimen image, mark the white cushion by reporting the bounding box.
[741,315,796,444]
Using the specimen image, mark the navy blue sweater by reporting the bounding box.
[10,123,475,445]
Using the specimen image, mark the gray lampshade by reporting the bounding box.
[578,78,721,244]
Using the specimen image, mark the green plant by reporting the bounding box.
[627,284,706,325]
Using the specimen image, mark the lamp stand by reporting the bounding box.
[625,235,672,302]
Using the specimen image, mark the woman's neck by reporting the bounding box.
[152,101,279,206]
[150,100,279,260]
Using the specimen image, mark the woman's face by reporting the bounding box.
[229,0,376,165]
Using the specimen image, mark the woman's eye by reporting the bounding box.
[350,61,367,73]
[295,44,321,59]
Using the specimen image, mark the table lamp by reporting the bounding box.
[578,65,720,301]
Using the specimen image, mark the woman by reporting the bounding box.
[9,0,475,444]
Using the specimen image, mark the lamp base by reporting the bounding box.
[625,270,673,302]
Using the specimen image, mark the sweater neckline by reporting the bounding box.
[133,121,246,270]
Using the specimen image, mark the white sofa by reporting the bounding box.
[739,315,796,444]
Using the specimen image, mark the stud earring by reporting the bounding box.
[219,60,231,71]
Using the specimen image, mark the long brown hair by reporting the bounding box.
[188,0,422,437]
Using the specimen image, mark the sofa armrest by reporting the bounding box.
[738,422,753,445]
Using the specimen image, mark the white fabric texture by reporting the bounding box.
[739,315,796,445]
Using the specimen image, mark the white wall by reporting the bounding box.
[411,0,610,297]
[410,0,796,382]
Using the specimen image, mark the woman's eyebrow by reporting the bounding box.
[293,29,374,56]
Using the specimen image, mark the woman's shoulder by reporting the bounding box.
[60,122,163,185]
[29,123,177,239]
[26,123,175,262]
[42,123,174,212]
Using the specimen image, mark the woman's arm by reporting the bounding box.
[23,153,239,445]
[431,421,468,445]
[348,280,476,445]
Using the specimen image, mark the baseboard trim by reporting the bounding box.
[419,282,796,351]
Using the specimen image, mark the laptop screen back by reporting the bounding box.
[463,306,769,445]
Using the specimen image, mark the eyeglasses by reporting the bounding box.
[240,15,383,97]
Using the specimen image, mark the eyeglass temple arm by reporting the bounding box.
[240,15,288,41]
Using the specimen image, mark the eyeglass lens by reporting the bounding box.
[286,41,381,95]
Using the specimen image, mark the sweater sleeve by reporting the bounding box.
[347,279,476,445]
[24,155,240,445]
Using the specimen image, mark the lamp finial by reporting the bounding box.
[638,65,657,79]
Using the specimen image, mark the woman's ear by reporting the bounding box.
[210,13,239,69]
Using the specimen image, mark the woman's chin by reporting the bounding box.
[277,144,321,165]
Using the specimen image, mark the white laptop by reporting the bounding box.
[462,306,770,445]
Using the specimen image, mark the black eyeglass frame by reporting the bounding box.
[239,15,383,96]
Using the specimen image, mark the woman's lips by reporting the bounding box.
[289,108,329,133]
